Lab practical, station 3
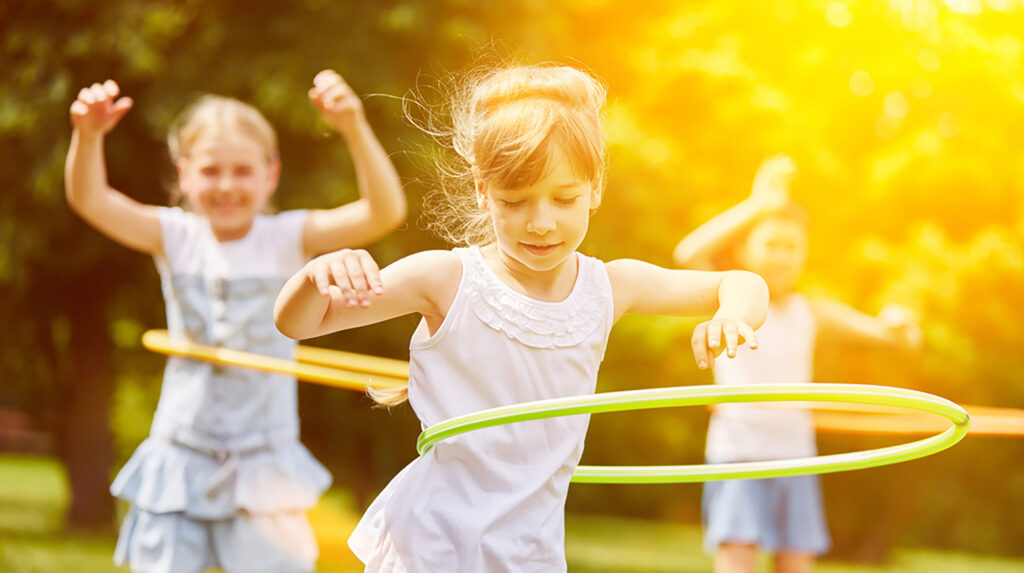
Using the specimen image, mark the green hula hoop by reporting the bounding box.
[416,384,970,484]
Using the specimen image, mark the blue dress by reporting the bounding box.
[111,207,331,570]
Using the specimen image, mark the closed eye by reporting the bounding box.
[499,199,526,208]
[555,196,579,206]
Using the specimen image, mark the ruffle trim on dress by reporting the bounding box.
[110,437,332,518]
[462,248,612,349]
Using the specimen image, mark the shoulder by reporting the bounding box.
[603,258,655,285]
[383,249,463,291]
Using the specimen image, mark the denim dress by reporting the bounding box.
[111,207,331,524]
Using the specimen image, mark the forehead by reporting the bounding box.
[489,144,588,193]
[746,217,807,243]
[187,134,269,164]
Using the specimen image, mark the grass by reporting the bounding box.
[2,453,1023,572]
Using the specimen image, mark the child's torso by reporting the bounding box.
[706,293,819,462]
[150,207,308,443]
[350,246,615,571]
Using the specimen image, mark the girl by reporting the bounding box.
[274,64,770,572]
[674,155,922,573]
[64,70,406,573]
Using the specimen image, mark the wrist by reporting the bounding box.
[333,114,371,140]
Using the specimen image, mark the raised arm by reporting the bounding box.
[607,259,770,369]
[301,70,407,257]
[275,249,460,340]
[65,80,163,255]
[810,298,923,350]
[673,154,796,270]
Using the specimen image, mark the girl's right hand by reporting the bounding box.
[69,80,133,135]
[748,154,796,212]
[309,69,365,135]
[305,248,383,308]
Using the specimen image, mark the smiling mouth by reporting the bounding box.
[521,243,561,256]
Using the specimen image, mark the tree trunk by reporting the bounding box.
[55,265,116,530]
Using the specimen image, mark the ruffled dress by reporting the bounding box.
[349,246,615,572]
[111,207,331,522]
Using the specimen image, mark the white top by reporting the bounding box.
[110,207,331,519]
[705,293,818,462]
[349,246,615,572]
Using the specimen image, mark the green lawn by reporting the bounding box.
[2,454,1022,573]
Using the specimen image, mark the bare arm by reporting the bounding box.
[302,70,407,256]
[275,249,460,340]
[673,154,796,270]
[810,298,922,350]
[65,80,163,255]
[607,259,770,368]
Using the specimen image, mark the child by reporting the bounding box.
[674,155,922,573]
[274,64,771,572]
[64,70,406,573]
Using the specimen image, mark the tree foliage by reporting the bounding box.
[2,0,1021,557]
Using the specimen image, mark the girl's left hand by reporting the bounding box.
[878,304,923,350]
[691,317,759,369]
[309,69,364,134]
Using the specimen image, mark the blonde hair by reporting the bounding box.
[372,63,608,407]
[417,63,608,247]
[166,95,279,204]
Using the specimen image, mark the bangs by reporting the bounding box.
[474,100,603,190]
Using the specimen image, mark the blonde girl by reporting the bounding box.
[274,63,770,572]
[65,70,406,573]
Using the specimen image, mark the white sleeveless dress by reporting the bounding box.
[349,246,615,572]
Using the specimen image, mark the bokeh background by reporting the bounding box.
[2,0,1022,571]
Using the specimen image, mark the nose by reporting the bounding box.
[526,201,556,235]
[216,173,235,192]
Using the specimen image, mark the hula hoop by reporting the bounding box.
[141,330,405,392]
[417,384,970,483]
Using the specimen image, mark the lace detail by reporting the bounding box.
[460,247,612,349]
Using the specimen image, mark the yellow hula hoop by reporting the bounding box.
[140,329,1024,437]
[141,330,405,391]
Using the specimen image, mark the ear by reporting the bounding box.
[475,179,488,210]
[266,157,282,195]
[589,180,602,210]
[175,158,189,179]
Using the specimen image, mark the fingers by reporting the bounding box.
[71,80,131,126]
[738,323,758,350]
[691,323,714,370]
[309,69,363,122]
[693,319,761,369]
[309,249,382,308]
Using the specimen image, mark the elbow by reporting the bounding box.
[673,242,695,268]
[385,200,407,231]
[273,303,306,341]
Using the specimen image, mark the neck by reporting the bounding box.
[209,219,255,242]
[482,244,580,303]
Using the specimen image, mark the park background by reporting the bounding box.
[1,0,1022,571]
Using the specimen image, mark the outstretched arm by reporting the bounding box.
[275,248,459,340]
[65,80,163,255]
[810,298,923,350]
[673,154,796,270]
[607,260,770,369]
[302,70,407,257]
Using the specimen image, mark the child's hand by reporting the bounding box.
[878,303,923,350]
[309,70,365,135]
[691,317,759,369]
[69,80,134,136]
[305,248,382,308]
[749,154,797,212]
